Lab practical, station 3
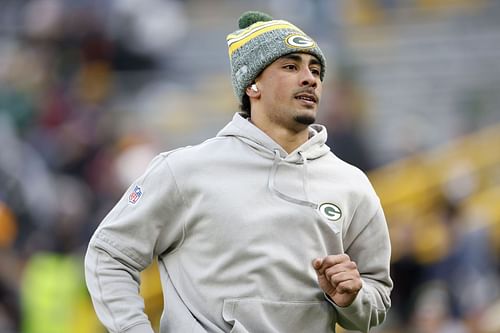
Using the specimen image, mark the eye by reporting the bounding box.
[283,64,297,71]
[310,67,321,76]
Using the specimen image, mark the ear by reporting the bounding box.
[246,83,261,98]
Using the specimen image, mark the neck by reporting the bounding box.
[249,115,309,154]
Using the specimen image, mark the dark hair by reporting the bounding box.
[239,94,251,116]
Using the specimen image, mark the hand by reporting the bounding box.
[312,254,362,307]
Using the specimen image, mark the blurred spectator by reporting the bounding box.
[20,252,95,333]
[388,168,499,332]
[0,1,169,331]
[423,200,499,331]
[321,66,374,171]
[108,0,188,65]
[0,202,21,333]
[389,219,426,327]
[409,281,469,333]
[0,116,57,246]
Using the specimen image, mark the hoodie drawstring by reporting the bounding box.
[268,150,318,209]
[298,151,310,202]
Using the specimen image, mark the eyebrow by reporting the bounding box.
[281,54,321,67]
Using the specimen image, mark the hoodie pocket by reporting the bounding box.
[222,298,336,333]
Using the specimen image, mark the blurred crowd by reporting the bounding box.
[0,0,186,331]
[1,1,499,333]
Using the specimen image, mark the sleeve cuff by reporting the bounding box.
[325,287,366,315]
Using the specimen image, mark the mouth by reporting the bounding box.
[294,92,318,105]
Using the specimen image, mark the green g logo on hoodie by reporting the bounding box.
[318,203,342,222]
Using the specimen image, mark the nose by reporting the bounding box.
[300,68,318,88]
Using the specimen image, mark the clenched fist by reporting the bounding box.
[312,254,362,307]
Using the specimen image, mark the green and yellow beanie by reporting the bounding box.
[227,11,326,102]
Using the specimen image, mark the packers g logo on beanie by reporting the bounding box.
[285,34,316,48]
[226,11,326,102]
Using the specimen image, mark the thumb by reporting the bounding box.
[312,258,323,270]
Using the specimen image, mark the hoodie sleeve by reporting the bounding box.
[331,203,393,332]
[84,153,187,333]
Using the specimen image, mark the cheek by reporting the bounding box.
[263,83,285,102]
[271,80,293,100]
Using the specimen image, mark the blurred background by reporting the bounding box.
[0,0,499,332]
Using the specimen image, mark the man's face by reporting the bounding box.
[255,53,323,129]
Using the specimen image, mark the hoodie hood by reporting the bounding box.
[217,113,333,216]
[217,113,330,162]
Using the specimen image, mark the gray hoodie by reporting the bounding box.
[85,113,392,333]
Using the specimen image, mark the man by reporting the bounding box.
[85,11,392,333]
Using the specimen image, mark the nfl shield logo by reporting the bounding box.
[128,185,143,204]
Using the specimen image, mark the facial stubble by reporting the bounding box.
[294,114,316,125]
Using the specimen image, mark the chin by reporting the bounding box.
[294,114,316,125]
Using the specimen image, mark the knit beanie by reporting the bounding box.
[227,11,326,102]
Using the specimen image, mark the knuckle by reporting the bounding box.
[340,253,350,261]
[338,283,351,293]
[324,255,336,265]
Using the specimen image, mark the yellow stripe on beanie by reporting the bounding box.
[228,23,302,57]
